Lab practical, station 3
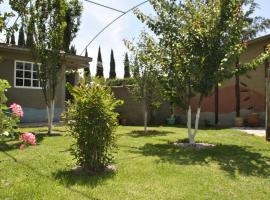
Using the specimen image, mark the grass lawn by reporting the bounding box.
[0,126,270,200]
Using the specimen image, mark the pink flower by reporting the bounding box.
[19,132,36,146]
[19,144,25,150]
[10,103,24,118]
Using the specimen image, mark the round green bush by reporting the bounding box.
[65,83,123,172]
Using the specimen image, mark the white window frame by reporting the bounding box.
[14,60,42,89]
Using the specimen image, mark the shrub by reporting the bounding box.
[0,79,21,140]
[65,82,123,172]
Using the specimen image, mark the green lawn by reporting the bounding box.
[0,126,270,200]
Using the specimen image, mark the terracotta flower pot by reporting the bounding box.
[247,113,260,127]
[234,117,244,127]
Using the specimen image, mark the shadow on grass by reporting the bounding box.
[53,168,115,188]
[0,150,102,200]
[128,130,173,137]
[130,143,270,178]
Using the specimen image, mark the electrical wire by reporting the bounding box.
[84,0,125,14]
[80,0,149,56]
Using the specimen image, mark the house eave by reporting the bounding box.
[0,43,92,70]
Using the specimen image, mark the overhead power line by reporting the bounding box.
[80,0,149,56]
[84,0,125,14]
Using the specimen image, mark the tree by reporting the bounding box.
[18,25,25,46]
[10,32,15,45]
[124,53,131,78]
[84,49,91,80]
[6,34,10,44]
[63,1,82,52]
[13,0,82,134]
[135,0,270,144]
[125,32,161,133]
[26,16,34,48]
[109,49,116,79]
[70,45,76,55]
[96,46,104,78]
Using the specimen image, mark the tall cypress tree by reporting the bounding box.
[84,48,91,78]
[26,16,34,48]
[96,46,104,77]
[70,45,76,55]
[124,52,131,78]
[18,25,25,46]
[6,34,10,44]
[10,32,16,45]
[109,49,116,79]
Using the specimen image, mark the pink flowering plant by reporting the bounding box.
[0,79,23,140]
[19,132,36,150]
[10,103,24,118]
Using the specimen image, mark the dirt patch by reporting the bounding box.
[71,165,116,176]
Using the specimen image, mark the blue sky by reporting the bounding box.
[1,0,270,78]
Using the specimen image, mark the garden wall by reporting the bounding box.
[111,86,171,126]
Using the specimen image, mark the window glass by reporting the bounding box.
[16,62,23,70]
[15,61,41,88]
[16,79,23,86]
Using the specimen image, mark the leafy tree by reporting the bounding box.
[10,32,15,45]
[124,53,131,78]
[18,25,25,46]
[125,32,161,133]
[13,0,82,134]
[109,49,116,79]
[96,46,104,78]
[135,0,270,144]
[63,0,82,52]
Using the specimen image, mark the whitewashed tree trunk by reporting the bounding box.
[186,105,201,144]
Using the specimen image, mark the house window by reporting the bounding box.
[14,61,41,89]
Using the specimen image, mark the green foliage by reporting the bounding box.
[13,0,82,134]
[63,0,82,52]
[65,82,123,171]
[134,0,270,110]
[125,32,162,130]
[18,25,25,46]
[0,80,18,140]
[106,78,136,87]
[124,53,131,78]
[109,49,116,79]
[96,46,104,78]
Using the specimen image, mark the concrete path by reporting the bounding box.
[232,127,265,137]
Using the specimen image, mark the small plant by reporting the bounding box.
[19,132,36,150]
[65,82,123,172]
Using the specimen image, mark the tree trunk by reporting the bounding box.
[143,99,148,134]
[47,100,55,135]
[215,85,219,125]
[235,58,240,117]
[187,105,201,145]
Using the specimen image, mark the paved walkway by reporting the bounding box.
[232,127,265,137]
